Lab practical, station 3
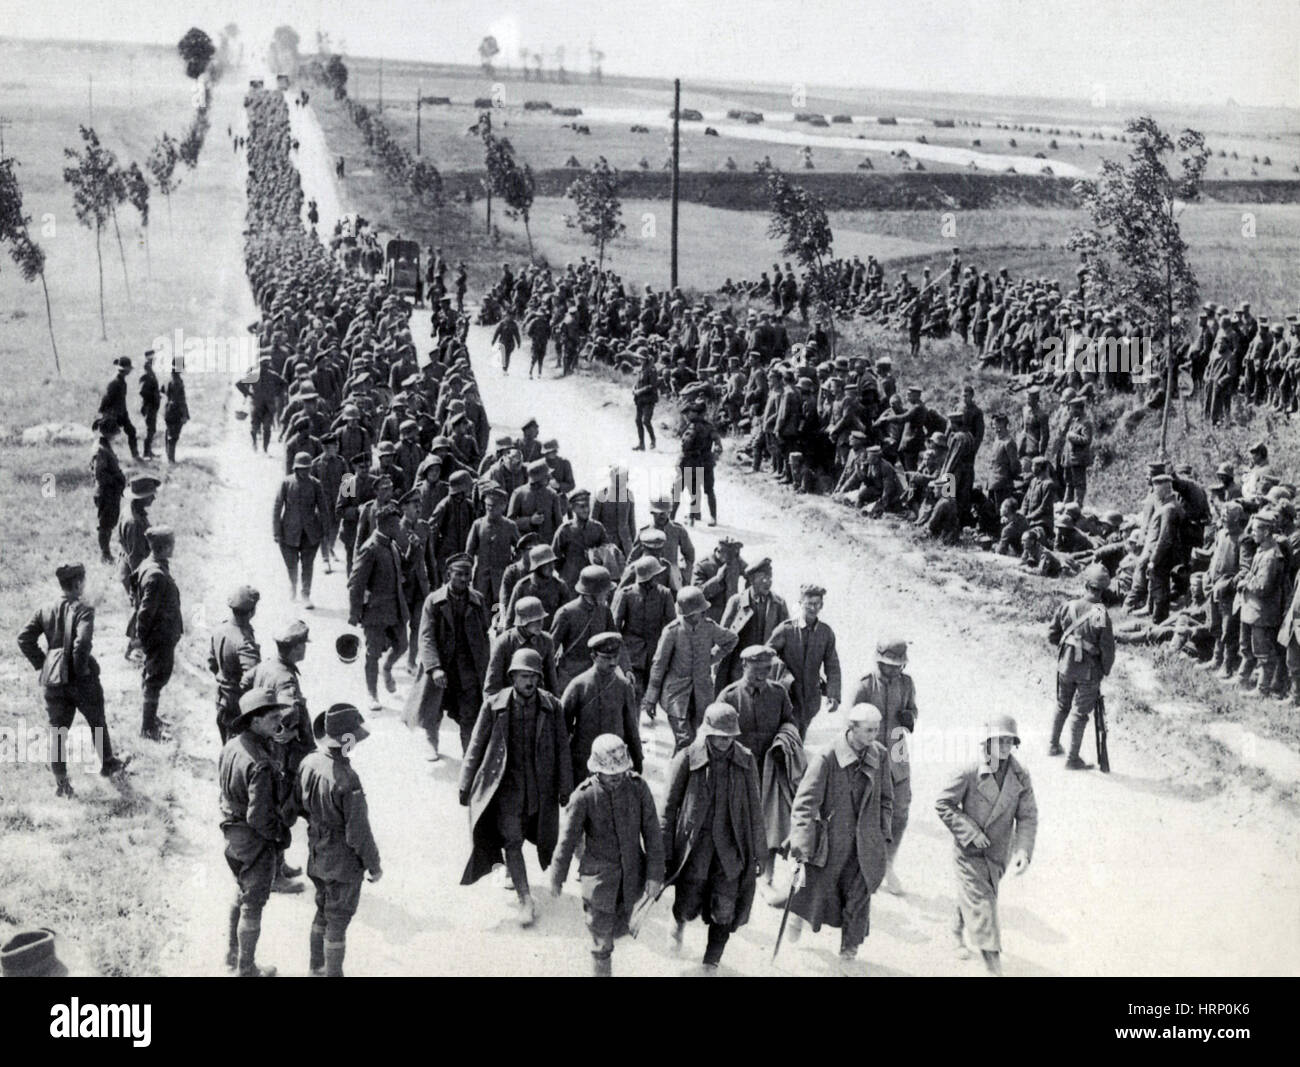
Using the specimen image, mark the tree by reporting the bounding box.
[63,125,119,339]
[479,35,500,75]
[757,161,837,352]
[124,160,150,275]
[270,25,300,73]
[564,155,624,270]
[519,46,531,80]
[325,54,349,100]
[147,132,182,231]
[1068,115,1209,455]
[106,159,133,306]
[0,156,60,373]
[177,28,215,80]
[480,117,537,259]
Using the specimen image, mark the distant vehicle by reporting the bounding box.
[671,108,703,122]
[276,74,290,90]
[249,79,264,89]
[385,239,420,300]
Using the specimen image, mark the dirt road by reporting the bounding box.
[170,94,1300,977]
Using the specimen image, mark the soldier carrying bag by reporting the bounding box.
[39,601,75,689]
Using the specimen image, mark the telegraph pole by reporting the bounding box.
[0,117,12,156]
[377,58,383,112]
[416,84,422,155]
[671,78,680,289]
[88,74,94,124]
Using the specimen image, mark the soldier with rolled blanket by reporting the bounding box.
[661,702,765,971]
[460,648,574,928]
[785,702,893,973]
[208,585,262,743]
[219,687,294,976]
[550,735,664,976]
[561,632,643,782]
[935,715,1038,976]
[295,704,382,978]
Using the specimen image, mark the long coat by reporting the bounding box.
[645,616,739,722]
[788,736,893,931]
[661,737,765,928]
[458,687,573,884]
[935,755,1038,952]
[716,588,790,685]
[403,584,492,728]
[560,665,643,778]
[347,533,409,628]
[767,618,842,731]
[273,472,330,546]
[551,774,664,921]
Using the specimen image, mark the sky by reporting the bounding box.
[2,0,1298,108]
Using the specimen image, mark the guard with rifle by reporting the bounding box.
[1047,562,1116,770]
[779,703,893,974]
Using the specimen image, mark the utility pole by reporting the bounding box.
[377,58,383,112]
[88,74,94,124]
[0,117,12,156]
[416,84,421,155]
[670,78,680,289]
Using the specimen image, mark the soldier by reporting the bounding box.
[542,438,576,503]
[406,553,492,757]
[692,537,745,623]
[162,361,189,464]
[485,596,558,698]
[1060,395,1093,506]
[552,489,608,588]
[295,704,382,977]
[467,483,519,601]
[785,702,893,972]
[460,648,574,928]
[717,557,789,687]
[1201,502,1245,679]
[767,583,841,735]
[550,565,618,692]
[17,563,129,796]
[139,350,160,459]
[643,586,740,753]
[134,526,183,742]
[1048,563,1116,769]
[1136,473,1182,623]
[987,412,1020,514]
[504,544,573,630]
[335,453,375,576]
[644,496,695,579]
[396,489,435,671]
[632,351,659,451]
[508,459,565,545]
[91,417,127,564]
[611,555,676,699]
[219,688,293,976]
[849,636,917,893]
[98,356,140,460]
[561,631,643,784]
[430,469,477,575]
[673,400,721,526]
[348,504,409,710]
[273,451,331,609]
[593,465,637,557]
[490,308,521,374]
[661,702,765,971]
[117,475,159,610]
[935,715,1038,976]
[311,435,347,574]
[247,353,285,453]
[550,735,664,976]
[208,585,262,743]
[1234,509,1287,696]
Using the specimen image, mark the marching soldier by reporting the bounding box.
[504,544,573,630]
[560,632,643,782]
[935,715,1038,976]
[273,452,331,609]
[460,648,574,928]
[139,350,160,459]
[508,459,565,545]
[91,417,127,564]
[767,583,841,735]
[550,565,618,692]
[467,483,519,602]
[347,504,409,710]
[219,688,293,976]
[296,704,383,977]
[611,555,676,698]
[716,557,789,688]
[550,735,664,976]
[661,702,765,971]
[208,585,262,743]
[17,563,129,796]
[785,702,894,973]
[335,453,376,576]
[162,360,190,463]
[849,636,916,893]
[134,526,183,741]
[552,489,608,589]
[1047,563,1116,769]
[485,596,559,698]
[311,435,347,574]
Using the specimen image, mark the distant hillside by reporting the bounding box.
[438,168,1300,212]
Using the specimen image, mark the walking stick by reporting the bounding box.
[1095,694,1111,773]
[772,862,806,961]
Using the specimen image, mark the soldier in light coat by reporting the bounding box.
[208,585,262,743]
[643,586,740,753]
[767,583,841,735]
[935,715,1038,975]
[550,735,663,976]
[295,704,382,977]
[786,703,893,972]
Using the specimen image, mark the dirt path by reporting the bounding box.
[173,95,1300,977]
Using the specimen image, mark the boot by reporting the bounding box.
[279,856,302,879]
[1198,643,1223,672]
[382,665,397,693]
[309,924,326,976]
[1065,755,1094,770]
[225,906,241,971]
[837,947,862,975]
[100,755,131,778]
[54,775,75,799]
[981,950,1003,976]
[237,921,276,977]
[1231,661,1258,691]
[592,954,612,977]
[323,939,345,977]
[669,920,685,954]
[517,893,537,928]
[1048,708,1068,756]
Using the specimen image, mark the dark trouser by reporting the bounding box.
[1240,622,1279,688]
[673,851,743,965]
[1053,674,1100,758]
[141,644,176,731]
[501,344,514,372]
[164,420,183,463]
[834,857,873,953]
[142,406,159,456]
[672,464,716,523]
[887,775,910,864]
[530,341,546,375]
[362,621,407,697]
[1209,596,1240,671]
[225,839,276,970]
[667,694,699,754]
[310,876,362,943]
[319,517,339,565]
[251,405,274,451]
[1063,465,1088,507]
[341,518,358,574]
[280,539,320,599]
[495,797,538,900]
[44,676,115,782]
[635,402,656,448]
[216,686,241,744]
[119,415,140,459]
[95,493,121,561]
[1148,561,1172,624]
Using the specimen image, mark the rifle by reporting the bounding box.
[1095,694,1110,773]
[772,862,806,961]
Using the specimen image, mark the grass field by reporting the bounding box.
[0,39,251,975]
